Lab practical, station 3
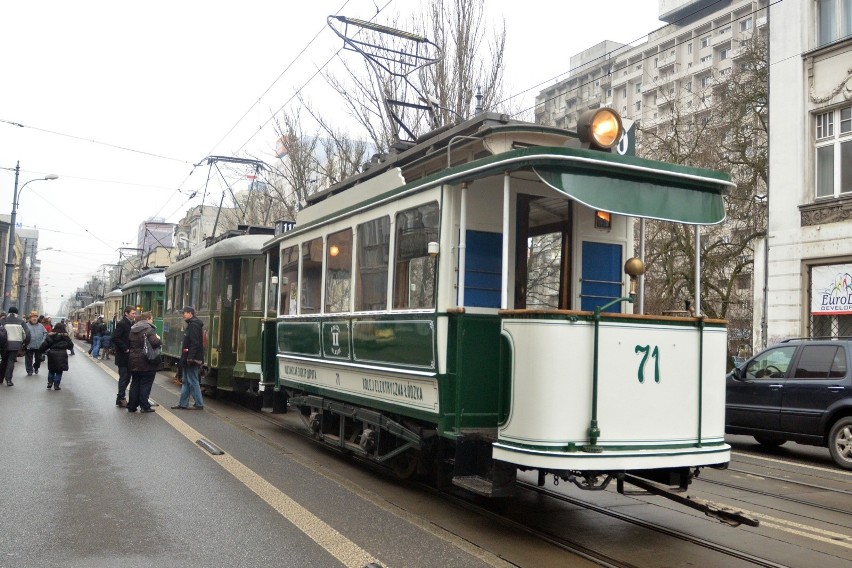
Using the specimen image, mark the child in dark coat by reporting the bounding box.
[39,322,74,390]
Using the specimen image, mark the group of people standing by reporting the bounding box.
[0,303,206,411]
[0,307,74,389]
[110,305,204,413]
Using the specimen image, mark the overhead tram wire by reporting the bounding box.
[0,118,193,165]
[204,0,355,159]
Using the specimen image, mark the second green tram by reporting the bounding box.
[121,270,166,336]
[163,231,273,395]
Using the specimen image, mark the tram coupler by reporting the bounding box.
[620,473,759,528]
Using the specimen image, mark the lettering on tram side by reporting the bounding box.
[634,344,661,384]
[284,364,318,380]
[362,377,424,401]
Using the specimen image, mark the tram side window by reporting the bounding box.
[182,273,191,308]
[200,264,210,310]
[166,277,174,312]
[325,228,352,313]
[173,275,183,313]
[301,238,323,314]
[281,245,299,316]
[251,258,265,311]
[356,216,390,311]
[190,268,200,307]
[393,202,439,310]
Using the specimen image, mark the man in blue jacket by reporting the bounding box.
[0,307,30,386]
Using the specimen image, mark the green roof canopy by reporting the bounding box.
[534,164,729,225]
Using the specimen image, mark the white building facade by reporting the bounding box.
[757,0,852,345]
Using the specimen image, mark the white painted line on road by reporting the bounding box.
[702,499,852,549]
[158,407,384,568]
[732,451,852,477]
[758,520,852,550]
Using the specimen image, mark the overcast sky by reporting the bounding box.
[0,0,662,314]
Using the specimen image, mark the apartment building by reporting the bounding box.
[535,0,768,130]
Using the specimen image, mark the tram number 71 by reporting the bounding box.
[634,345,660,384]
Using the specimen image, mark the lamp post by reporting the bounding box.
[3,162,58,311]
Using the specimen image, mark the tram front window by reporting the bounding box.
[515,196,572,310]
[526,232,563,309]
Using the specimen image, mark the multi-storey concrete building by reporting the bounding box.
[755,0,852,345]
[535,0,768,131]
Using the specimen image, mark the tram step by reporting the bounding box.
[451,475,513,498]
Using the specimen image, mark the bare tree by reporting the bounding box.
[639,32,768,353]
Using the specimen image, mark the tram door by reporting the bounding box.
[514,195,573,309]
[216,259,241,374]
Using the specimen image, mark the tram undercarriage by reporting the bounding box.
[288,392,758,527]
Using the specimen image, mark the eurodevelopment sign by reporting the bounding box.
[812,265,852,315]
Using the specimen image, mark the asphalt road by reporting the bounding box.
[0,348,505,568]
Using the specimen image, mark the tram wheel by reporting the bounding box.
[391,450,419,480]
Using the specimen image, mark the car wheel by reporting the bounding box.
[753,435,786,448]
[828,417,852,470]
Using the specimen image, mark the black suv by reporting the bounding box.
[726,338,852,469]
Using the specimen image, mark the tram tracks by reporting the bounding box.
[698,469,852,517]
[238,404,805,567]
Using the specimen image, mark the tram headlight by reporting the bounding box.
[577,108,623,150]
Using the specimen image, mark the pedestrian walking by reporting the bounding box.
[111,306,136,407]
[24,311,47,376]
[0,307,30,386]
[90,315,107,358]
[42,316,52,334]
[172,306,205,410]
[39,322,74,390]
[126,311,160,413]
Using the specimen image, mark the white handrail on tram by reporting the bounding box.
[501,173,511,310]
[458,182,468,307]
[694,225,702,317]
[639,218,646,315]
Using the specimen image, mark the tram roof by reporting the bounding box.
[122,270,165,289]
[262,114,732,249]
[165,234,271,276]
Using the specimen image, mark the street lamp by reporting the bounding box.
[3,161,58,311]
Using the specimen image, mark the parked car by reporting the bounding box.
[725,338,852,469]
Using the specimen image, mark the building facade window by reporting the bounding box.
[701,35,711,48]
[818,0,852,46]
[740,17,753,31]
[815,106,852,198]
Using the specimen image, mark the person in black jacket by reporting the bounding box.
[171,306,204,410]
[126,311,161,413]
[39,322,74,390]
[110,306,136,407]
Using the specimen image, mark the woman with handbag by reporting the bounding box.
[126,312,161,413]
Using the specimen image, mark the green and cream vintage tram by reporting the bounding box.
[261,107,753,524]
[163,230,273,396]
